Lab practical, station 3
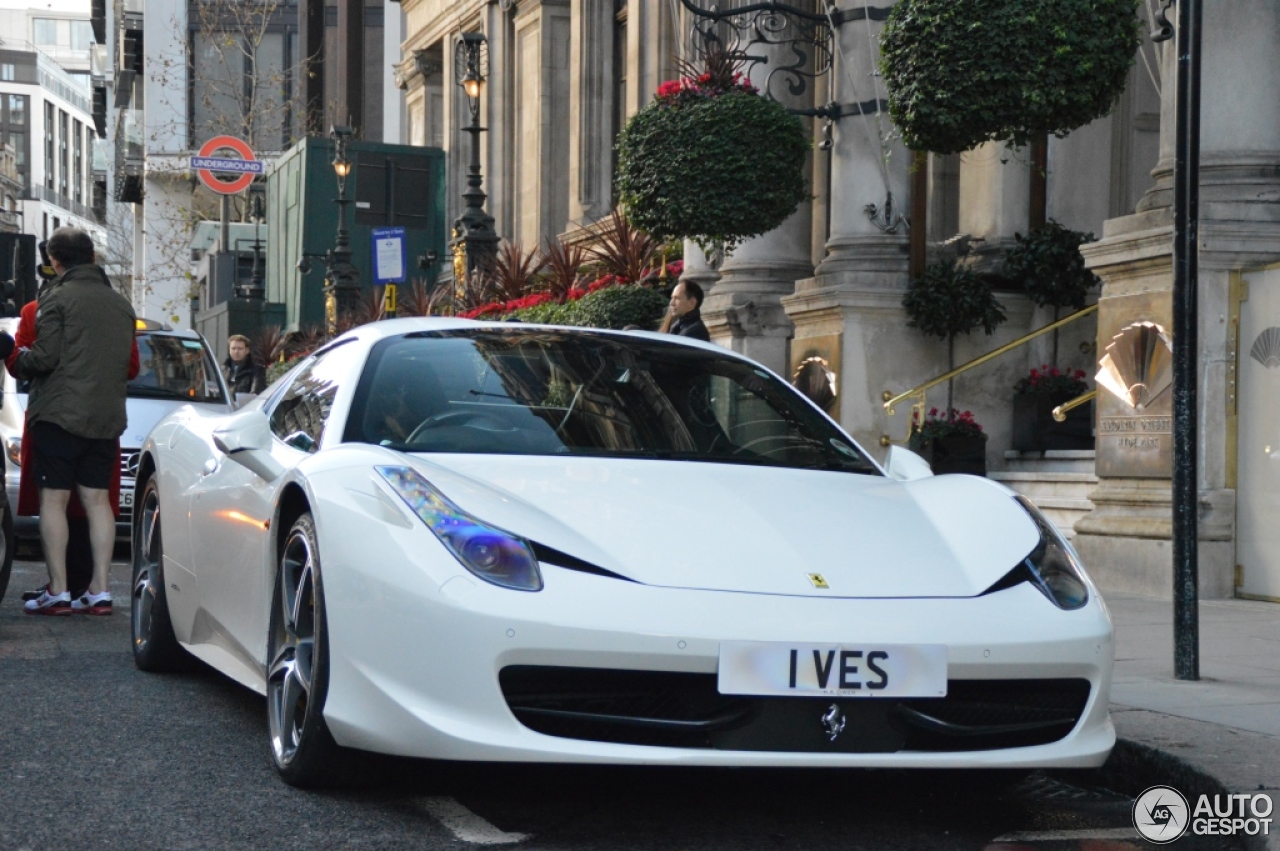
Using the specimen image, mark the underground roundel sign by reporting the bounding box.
[190,135,264,195]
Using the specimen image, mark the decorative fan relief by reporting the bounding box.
[792,356,837,413]
[1095,321,1173,410]
[1249,327,1280,369]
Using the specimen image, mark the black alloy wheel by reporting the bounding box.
[266,512,362,787]
[131,477,192,671]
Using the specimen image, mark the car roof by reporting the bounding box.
[325,316,730,356]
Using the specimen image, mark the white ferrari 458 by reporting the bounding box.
[130,318,1114,787]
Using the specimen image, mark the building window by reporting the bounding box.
[44,103,54,189]
[33,18,58,46]
[612,0,628,191]
[71,21,93,51]
[9,134,25,171]
[73,119,83,203]
[7,95,25,125]
[59,110,69,199]
[1,65,15,82]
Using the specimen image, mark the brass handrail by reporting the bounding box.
[1052,389,1096,422]
[879,303,1099,444]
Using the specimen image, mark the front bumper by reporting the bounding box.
[318,515,1114,769]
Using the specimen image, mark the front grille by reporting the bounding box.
[118,449,139,524]
[500,666,1090,753]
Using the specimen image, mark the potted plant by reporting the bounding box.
[879,0,1141,154]
[909,408,988,476]
[615,45,809,254]
[902,260,1007,413]
[1002,220,1100,363]
[1012,365,1093,452]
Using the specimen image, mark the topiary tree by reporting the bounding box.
[1002,220,1100,362]
[615,46,809,254]
[880,0,1142,154]
[903,261,1008,412]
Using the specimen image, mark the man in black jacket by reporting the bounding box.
[660,280,711,341]
[222,334,266,399]
[2,227,136,615]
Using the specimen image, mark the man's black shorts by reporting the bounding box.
[31,421,117,491]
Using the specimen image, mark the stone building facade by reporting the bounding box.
[394,0,1280,600]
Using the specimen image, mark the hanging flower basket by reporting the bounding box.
[615,62,809,254]
[879,0,1142,154]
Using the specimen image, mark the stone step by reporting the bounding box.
[1022,497,1094,512]
[1001,449,1098,474]
[989,471,1098,483]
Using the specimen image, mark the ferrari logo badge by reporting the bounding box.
[808,573,829,589]
[821,704,846,741]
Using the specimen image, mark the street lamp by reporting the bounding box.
[237,191,266,301]
[323,124,360,338]
[450,32,499,297]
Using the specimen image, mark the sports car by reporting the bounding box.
[130,317,1114,787]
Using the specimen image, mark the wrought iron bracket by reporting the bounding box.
[793,98,889,120]
[864,193,906,234]
[677,0,892,120]
[1151,0,1176,42]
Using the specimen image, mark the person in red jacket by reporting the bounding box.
[4,293,140,610]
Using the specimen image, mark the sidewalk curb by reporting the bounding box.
[1071,721,1278,851]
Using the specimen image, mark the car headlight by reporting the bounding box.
[375,465,543,592]
[4,436,19,467]
[986,496,1089,610]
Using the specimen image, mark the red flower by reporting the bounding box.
[656,80,682,99]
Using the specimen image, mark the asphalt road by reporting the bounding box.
[0,556,1238,851]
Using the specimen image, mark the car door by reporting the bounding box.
[186,344,358,670]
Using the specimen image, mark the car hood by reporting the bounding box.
[405,455,1041,599]
[122,398,231,448]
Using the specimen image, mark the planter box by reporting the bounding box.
[1011,394,1094,452]
[909,432,988,476]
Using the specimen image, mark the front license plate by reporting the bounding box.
[120,491,133,509]
[717,641,948,698]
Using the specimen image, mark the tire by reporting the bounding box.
[131,477,193,672]
[0,501,13,605]
[267,512,365,787]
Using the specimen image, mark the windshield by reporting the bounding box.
[129,334,226,403]
[344,330,877,474]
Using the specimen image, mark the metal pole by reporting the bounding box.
[1172,0,1202,681]
[220,195,230,257]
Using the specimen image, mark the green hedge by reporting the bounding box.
[500,285,668,331]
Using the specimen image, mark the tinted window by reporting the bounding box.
[269,344,356,452]
[344,330,877,474]
[130,334,226,403]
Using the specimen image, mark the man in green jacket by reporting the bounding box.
[2,227,136,615]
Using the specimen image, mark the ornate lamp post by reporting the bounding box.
[450,33,499,296]
[323,124,360,337]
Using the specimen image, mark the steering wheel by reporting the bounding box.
[731,434,813,458]
[405,410,517,444]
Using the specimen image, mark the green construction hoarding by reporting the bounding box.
[265,136,446,329]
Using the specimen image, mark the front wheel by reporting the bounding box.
[131,478,193,672]
[266,512,364,787]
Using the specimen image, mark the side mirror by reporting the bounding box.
[884,445,934,482]
[212,409,284,481]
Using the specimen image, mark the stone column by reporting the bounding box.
[680,240,721,293]
[566,0,614,230]
[702,36,813,375]
[1075,0,1280,599]
[512,0,572,247]
[782,0,917,447]
[957,143,1030,268]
